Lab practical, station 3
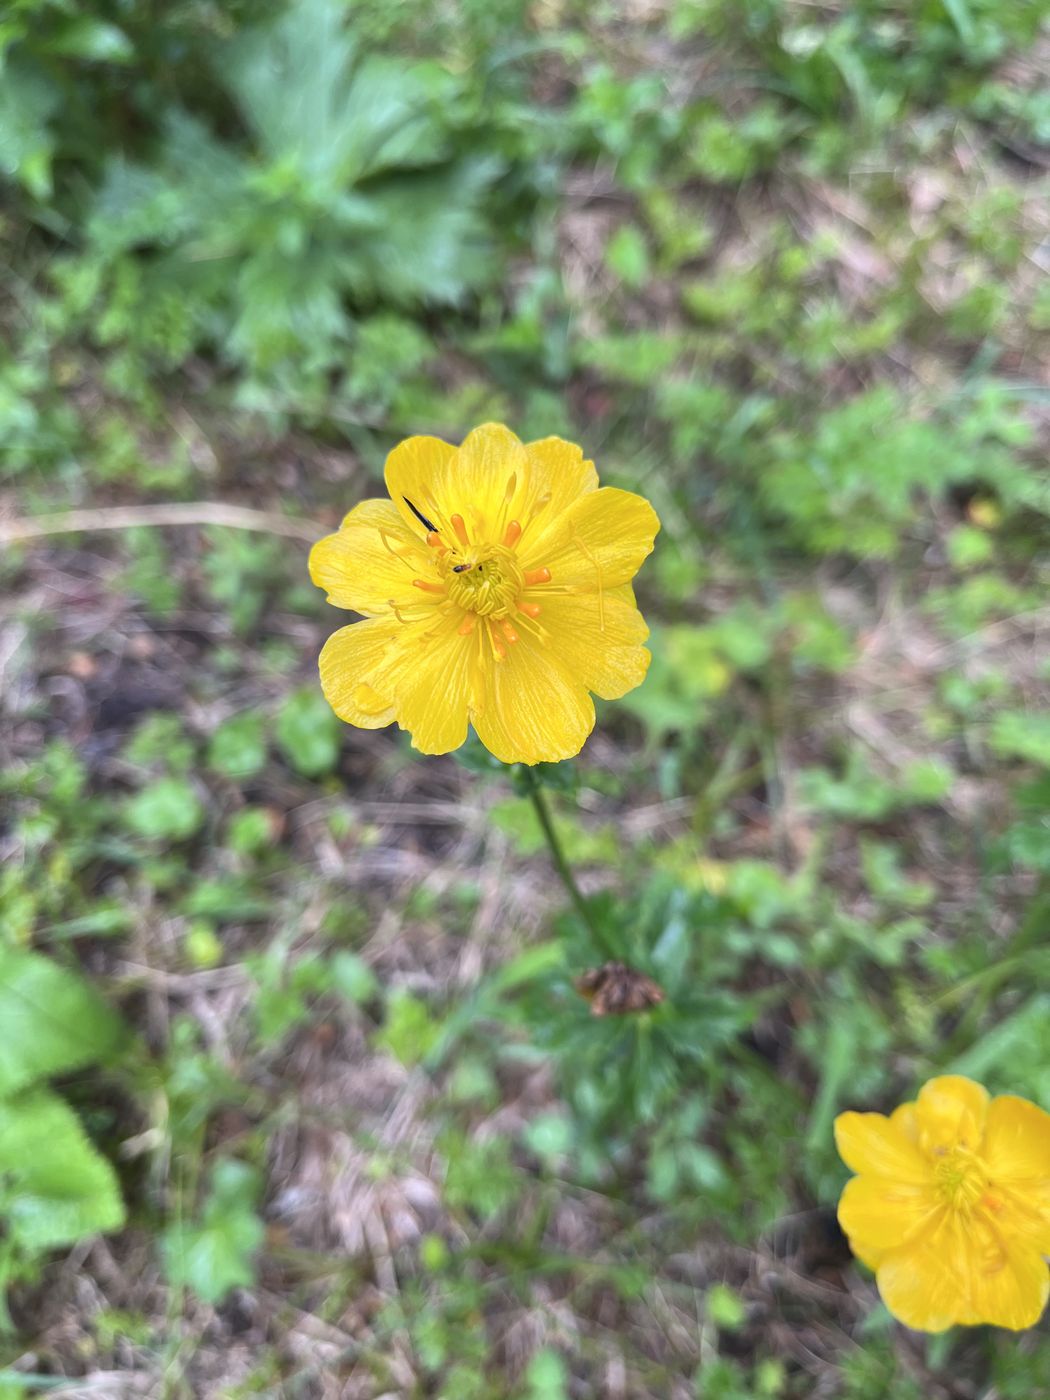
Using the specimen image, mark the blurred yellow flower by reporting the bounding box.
[310,423,659,764]
[835,1075,1050,1332]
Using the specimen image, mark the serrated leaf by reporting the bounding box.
[0,1089,125,1250]
[0,948,125,1096]
[222,0,449,182]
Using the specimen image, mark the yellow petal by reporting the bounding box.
[538,584,651,701]
[838,1175,940,1268]
[877,1211,1050,1332]
[834,1111,930,1183]
[383,433,459,537]
[454,423,530,529]
[875,1216,969,1332]
[890,1101,920,1144]
[525,486,659,590]
[984,1095,1050,1181]
[471,630,595,765]
[310,499,425,615]
[318,620,398,729]
[519,436,598,538]
[982,1096,1050,1255]
[915,1076,990,1153]
[385,424,534,544]
[388,614,474,756]
[962,1225,1050,1330]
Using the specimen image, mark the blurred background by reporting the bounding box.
[1,0,1050,1395]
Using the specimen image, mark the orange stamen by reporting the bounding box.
[501,621,519,644]
[524,567,551,586]
[503,520,522,548]
[413,579,445,595]
[458,616,476,635]
[427,531,445,550]
[451,514,469,547]
[517,600,541,618]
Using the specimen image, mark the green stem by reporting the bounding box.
[520,767,617,960]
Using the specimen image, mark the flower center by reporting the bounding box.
[933,1147,989,1211]
[442,546,523,619]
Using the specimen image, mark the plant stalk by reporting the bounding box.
[519,767,617,961]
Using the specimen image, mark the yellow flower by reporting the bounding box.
[835,1075,1050,1332]
[310,423,659,764]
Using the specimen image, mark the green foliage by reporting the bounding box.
[276,687,342,777]
[5,0,1050,1391]
[0,949,127,1297]
[161,1159,265,1304]
[208,712,268,779]
[34,0,504,394]
[0,1090,125,1253]
[124,777,204,841]
[0,947,124,1096]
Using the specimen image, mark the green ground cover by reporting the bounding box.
[2,0,1050,1394]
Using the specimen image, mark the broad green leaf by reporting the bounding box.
[0,1089,125,1250]
[0,60,57,200]
[161,1159,264,1303]
[0,948,125,1096]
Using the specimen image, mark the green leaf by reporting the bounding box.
[208,712,268,778]
[0,948,125,1097]
[161,1159,265,1304]
[605,224,650,288]
[524,1348,570,1400]
[125,778,204,840]
[44,19,134,63]
[40,903,134,941]
[373,989,442,1067]
[0,59,58,200]
[179,878,272,922]
[0,1089,125,1250]
[276,688,341,777]
[329,951,378,1004]
[989,712,1050,768]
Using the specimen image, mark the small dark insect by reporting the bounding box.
[452,563,471,573]
[403,496,439,534]
[573,961,665,1017]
